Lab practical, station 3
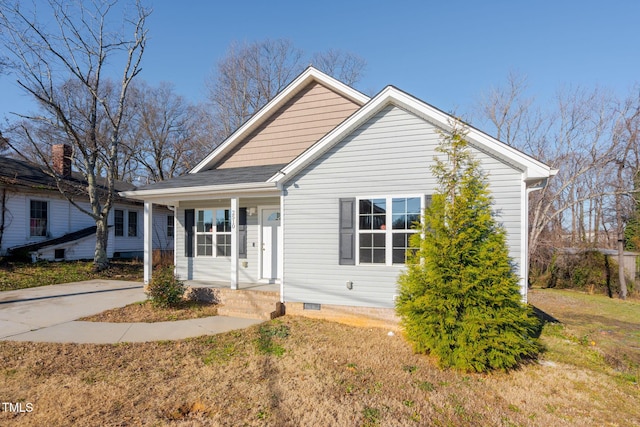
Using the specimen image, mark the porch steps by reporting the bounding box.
[216,289,283,321]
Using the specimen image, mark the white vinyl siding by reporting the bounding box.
[282,105,523,308]
[174,197,278,283]
[0,187,172,260]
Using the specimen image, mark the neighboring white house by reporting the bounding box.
[122,67,554,314]
[0,148,173,261]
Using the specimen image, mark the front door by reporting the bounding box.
[261,208,280,281]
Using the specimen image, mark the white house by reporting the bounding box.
[0,147,173,262]
[122,67,554,317]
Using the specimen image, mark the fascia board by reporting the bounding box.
[190,67,370,174]
[120,182,279,202]
[381,89,554,181]
[271,86,554,184]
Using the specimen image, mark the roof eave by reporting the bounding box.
[120,181,279,203]
[272,86,555,184]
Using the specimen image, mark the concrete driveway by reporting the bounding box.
[0,280,261,344]
[0,280,146,339]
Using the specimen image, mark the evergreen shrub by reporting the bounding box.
[146,266,185,308]
[396,123,541,372]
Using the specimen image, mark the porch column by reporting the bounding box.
[143,201,153,285]
[230,197,239,290]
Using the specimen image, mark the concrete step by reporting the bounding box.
[216,307,273,321]
[215,289,282,321]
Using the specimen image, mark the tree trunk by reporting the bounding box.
[94,217,109,272]
[616,164,628,300]
[617,236,627,299]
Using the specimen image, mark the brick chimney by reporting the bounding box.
[52,144,72,178]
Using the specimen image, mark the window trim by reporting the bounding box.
[194,208,232,258]
[355,195,424,266]
[114,208,140,238]
[29,199,49,238]
[114,209,124,237]
[167,215,175,238]
[128,211,138,237]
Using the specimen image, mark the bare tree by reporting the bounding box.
[206,38,367,141]
[0,0,149,271]
[124,81,214,182]
[609,92,640,299]
[474,75,626,286]
[206,39,304,139]
[311,49,366,86]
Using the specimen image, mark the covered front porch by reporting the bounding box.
[141,192,283,295]
[119,163,287,299]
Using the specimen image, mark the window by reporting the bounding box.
[30,200,48,237]
[196,209,214,256]
[357,196,421,265]
[391,197,421,263]
[115,209,139,238]
[167,215,174,238]
[128,211,138,237]
[195,208,231,257]
[215,209,231,256]
[358,199,386,263]
[114,210,124,236]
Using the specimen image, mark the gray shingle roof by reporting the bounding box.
[0,156,135,193]
[133,164,287,191]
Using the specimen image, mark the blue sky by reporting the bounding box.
[2,1,640,125]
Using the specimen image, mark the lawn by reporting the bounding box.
[0,289,639,426]
[0,259,143,291]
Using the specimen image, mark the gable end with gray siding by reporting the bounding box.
[281,105,523,308]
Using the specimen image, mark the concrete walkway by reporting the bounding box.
[0,280,262,344]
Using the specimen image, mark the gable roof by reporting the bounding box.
[0,156,136,194]
[120,70,555,203]
[269,85,555,185]
[190,66,370,174]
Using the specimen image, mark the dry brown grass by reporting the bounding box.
[0,259,143,291]
[1,306,639,426]
[79,300,218,323]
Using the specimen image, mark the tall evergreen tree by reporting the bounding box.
[396,122,541,372]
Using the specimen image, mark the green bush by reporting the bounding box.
[546,249,634,296]
[146,266,185,308]
[396,124,541,373]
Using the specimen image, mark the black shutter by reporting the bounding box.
[239,207,247,258]
[185,209,194,258]
[339,198,356,265]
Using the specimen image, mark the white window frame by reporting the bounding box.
[114,209,125,237]
[356,195,424,266]
[167,215,175,238]
[128,210,138,237]
[29,199,49,238]
[114,208,140,238]
[195,208,231,257]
